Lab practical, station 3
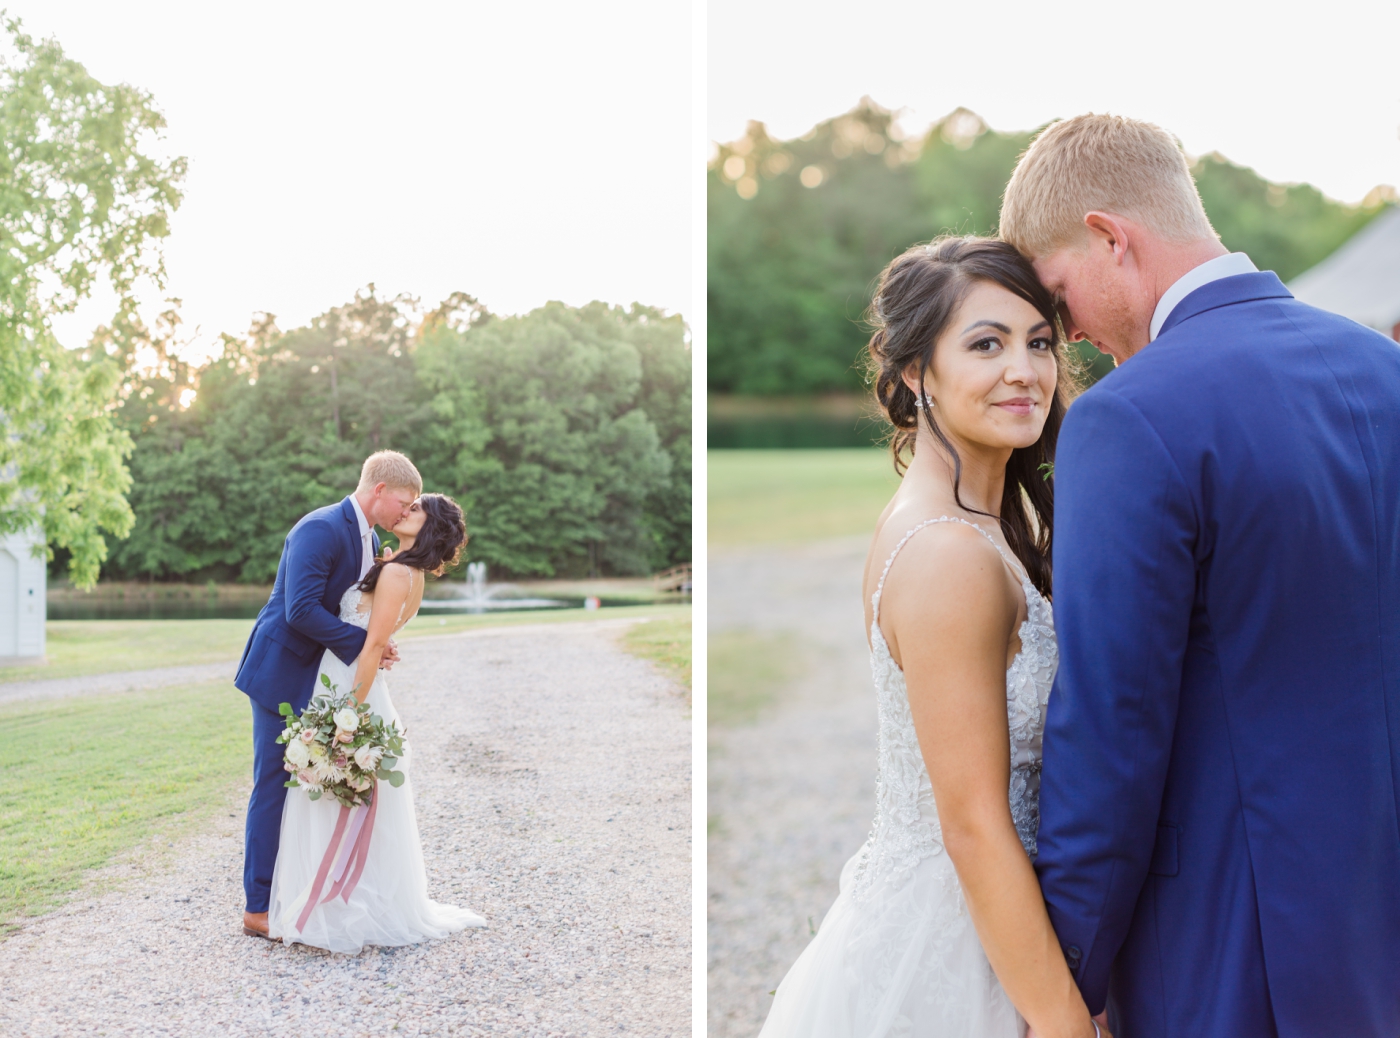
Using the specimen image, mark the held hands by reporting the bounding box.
[379,638,400,670]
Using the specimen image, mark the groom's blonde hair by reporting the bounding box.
[999,113,1218,258]
[357,450,422,494]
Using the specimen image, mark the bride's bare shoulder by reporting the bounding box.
[375,562,416,592]
[877,518,1012,607]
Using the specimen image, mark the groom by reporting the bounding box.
[1001,116,1400,1037]
[234,449,423,938]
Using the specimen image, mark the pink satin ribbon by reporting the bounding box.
[294,781,380,934]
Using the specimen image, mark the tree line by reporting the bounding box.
[91,291,690,584]
[709,100,1394,396]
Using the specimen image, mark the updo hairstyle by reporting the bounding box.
[866,236,1073,598]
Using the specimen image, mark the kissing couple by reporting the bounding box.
[235,450,486,952]
[759,115,1400,1037]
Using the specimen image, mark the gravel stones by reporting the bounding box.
[1,619,691,1037]
[707,538,878,1037]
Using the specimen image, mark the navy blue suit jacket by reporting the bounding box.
[1037,272,1400,1037]
[235,497,379,713]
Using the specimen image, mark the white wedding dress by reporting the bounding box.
[267,582,486,953]
[759,517,1057,1037]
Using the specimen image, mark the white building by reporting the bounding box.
[1289,206,1400,342]
[0,527,46,663]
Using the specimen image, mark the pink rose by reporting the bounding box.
[300,729,316,744]
[337,731,354,743]
[297,769,315,784]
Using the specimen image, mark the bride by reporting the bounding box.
[268,492,487,952]
[758,238,1106,1038]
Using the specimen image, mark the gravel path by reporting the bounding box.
[707,537,877,1037]
[1,619,691,1037]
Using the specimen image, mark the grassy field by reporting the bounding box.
[0,619,257,685]
[621,613,693,696]
[0,681,247,934]
[708,449,900,547]
[708,630,803,726]
[0,604,691,685]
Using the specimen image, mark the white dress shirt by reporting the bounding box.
[1149,252,1258,342]
[348,494,374,579]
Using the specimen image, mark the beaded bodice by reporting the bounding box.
[852,517,1057,899]
[337,569,418,634]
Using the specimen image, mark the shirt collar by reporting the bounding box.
[1149,252,1258,341]
[348,494,372,541]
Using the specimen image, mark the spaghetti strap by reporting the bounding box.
[871,516,1029,625]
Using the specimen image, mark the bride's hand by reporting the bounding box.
[1026,1020,1110,1038]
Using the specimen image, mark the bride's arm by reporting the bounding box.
[885,531,1098,1038]
[349,565,413,704]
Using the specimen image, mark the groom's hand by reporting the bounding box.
[379,638,400,670]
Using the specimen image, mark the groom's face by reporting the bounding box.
[1032,231,1149,365]
[367,484,417,530]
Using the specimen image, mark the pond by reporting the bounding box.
[46,592,689,621]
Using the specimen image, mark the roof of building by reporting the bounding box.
[1288,206,1400,331]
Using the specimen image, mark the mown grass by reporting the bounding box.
[0,681,248,934]
[708,449,900,547]
[708,629,804,726]
[0,619,256,685]
[621,612,693,694]
[0,604,693,686]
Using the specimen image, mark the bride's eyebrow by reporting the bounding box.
[962,319,1011,334]
[1029,320,1051,334]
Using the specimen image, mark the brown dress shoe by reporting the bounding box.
[242,910,273,940]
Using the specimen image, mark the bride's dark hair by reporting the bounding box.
[357,493,468,594]
[866,236,1074,599]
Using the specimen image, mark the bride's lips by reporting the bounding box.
[993,397,1036,417]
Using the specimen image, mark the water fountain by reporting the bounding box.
[418,561,567,614]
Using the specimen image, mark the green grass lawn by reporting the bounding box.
[621,612,693,694]
[708,630,803,726]
[0,681,248,934]
[0,619,257,685]
[708,449,900,547]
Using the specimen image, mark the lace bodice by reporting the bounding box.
[338,570,419,633]
[852,517,1057,899]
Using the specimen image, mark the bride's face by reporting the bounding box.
[907,280,1058,453]
[395,498,426,539]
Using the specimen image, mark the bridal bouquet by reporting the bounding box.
[278,674,407,809]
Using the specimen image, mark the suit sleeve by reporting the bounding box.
[1035,387,1198,1013]
[283,520,369,667]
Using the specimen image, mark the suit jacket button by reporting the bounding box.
[1065,945,1082,965]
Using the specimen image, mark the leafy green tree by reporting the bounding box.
[0,17,185,586]
[103,294,690,583]
[413,301,682,578]
[709,100,1390,396]
[106,289,425,582]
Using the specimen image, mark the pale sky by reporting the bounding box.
[709,0,1399,207]
[15,1,690,363]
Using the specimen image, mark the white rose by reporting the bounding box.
[286,740,311,768]
[333,707,360,732]
[353,744,383,770]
